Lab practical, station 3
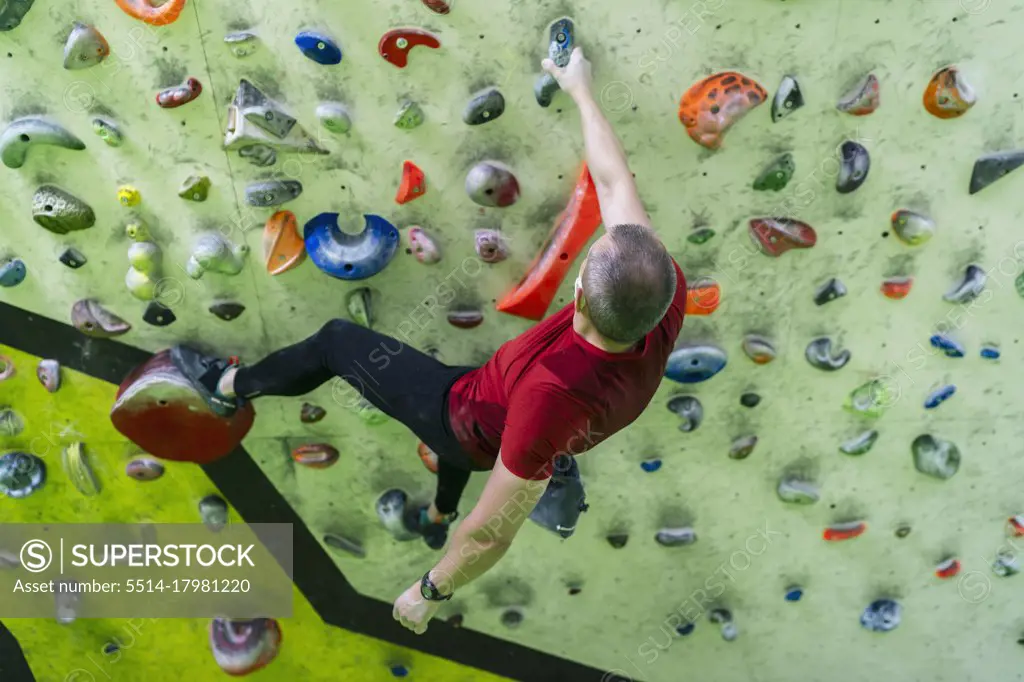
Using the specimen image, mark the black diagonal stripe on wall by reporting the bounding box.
[0,302,617,682]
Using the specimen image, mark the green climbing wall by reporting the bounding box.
[4,0,1024,680]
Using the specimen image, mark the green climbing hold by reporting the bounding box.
[394,101,424,130]
[844,379,897,418]
[179,175,211,202]
[890,210,934,246]
[687,228,715,245]
[1015,271,1024,298]
[346,288,373,328]
[32,185,95,234]
[355,398,389,425]
[753,153,795,191]
[92,118,123,147]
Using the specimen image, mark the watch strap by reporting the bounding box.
[420,572,453,601]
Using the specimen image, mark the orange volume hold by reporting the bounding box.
[115,0,187,25]
[396,161,427,204]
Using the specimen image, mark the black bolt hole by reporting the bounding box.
[343,263,353,271]
[19,134,29,142]
[559,253,568,260]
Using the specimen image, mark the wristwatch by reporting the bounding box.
[420,572,453,602]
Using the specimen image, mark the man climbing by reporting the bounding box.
[171,46,686,634]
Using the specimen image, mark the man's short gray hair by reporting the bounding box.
[581,224,677,344]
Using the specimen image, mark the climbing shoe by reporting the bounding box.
[170,345,242,418]
[403,504,458,551]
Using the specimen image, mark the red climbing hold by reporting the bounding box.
[748,218,817,257]
[686,281,720,316]
[823,521,866,542]
[1007,515,1024,537]
[395,160,427,204]
[421,0,450,13]
[115,0,187,25]
[497,164,602,320]
[881,276,913,300]
[156,78,202,109]
[935,558,961,579]
[110,350,255,465]
[378,29,441,68]
[291,444,340,469]
[678,71,767,150]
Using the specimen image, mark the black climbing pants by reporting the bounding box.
[234,319,478,515]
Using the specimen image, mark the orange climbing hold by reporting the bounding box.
[497,164,602,320]
[881,276,913,300]
[396,160,427,204]
[262,211,306,276]
[823,521,866,542]
[685,281,720,316]
[678,71,767,150]
[923,66,976,119]
[115,0,187,25]
[418,442,439,473]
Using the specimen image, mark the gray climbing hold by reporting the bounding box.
[71,299,130,338]
[0,258,26,287]
[59,247,86,269]
[534,73,561,107]
[837,141,870,193]
[185,233,249,279]
[1,118,85,169]
[992,550,1019,577]
[225,79,328,156]
[244,106,297,140]
[666,395,703,432]
[528,455,588,539]
[771,75,803,122]
[860,599,900,633]
[912,434,960,480]
[179,175,211,202]
[840,430,878,456]
[474,229,510,263]
[969,150,1024,194]
[394,101,424,130]
[316,102,351,134]
[777,477,819,504]
[814,278,847,306]
[32,185,95,234]
[224,31,260,57]
[91,118,123,147]
[729,435,757,460]
[238,144,277,167]
[323,533,365,559]
[37,359,60,393]
[209,301,246,321]
[606,532,629,549]
[741,334,776,364]
[142,301,176,327]
[943,264,986,304]
[836,73,879,115]
[245,180,302,207]
[62,442,100,497]
[376,489,418,541]
[346,288,373,328]
[805,337,851,371]
[199,494,229,531]
[0,0,34,31]
[0,408,23,437]
[709,609,737,641]
[63,22,109,70]
[463,87,505,125]
[655,527,697,547]
[0,452,45,498]
[501,608,524,628]
[466,161,520,207]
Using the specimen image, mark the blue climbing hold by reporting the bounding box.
[640,459,662,473]
[676,622,696,636]
[929,334,964,358]
[981,345,1000,360]
[389,664,409,678]
[924,384,956,409]
[860,599,901,633]
[304,213,400,280]
[0,258,26,287]
[295,31,342,65]
[103,643,119,655]
[784,586,804,602]
[665,345,727,384]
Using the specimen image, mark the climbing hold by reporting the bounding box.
[464,87,505,125]
[814,278,847,306]
[209,619,282,676]
[300,403,326,424]
[823,521,866,542]
[406,226,441,264]
[748,218,817,256]
[179,175,211,202]
[243,107,296,141]
[36,359,60,393]
[142,301,176,327]
[379,28,441,68]
[837,141,870,193]
[0,452,45,498]
[61,442,100,497]
[346,288,373,328]
[729,435,758,460]
[777,477,819,504]
[323,533,365,558]
[924,384,956,409]
[501,608,524,629]
[225,80,328,156]
[665,344,727,383]
[981,345,1001,360]
[529,455,589,539]
[836,73,880,115]
[0,258,25,287]
[125,221,149,242]
[666,395,703,432]
[687,227,715,244]
[805,337,851,371]
[316,102,351,134]
[421,0,450,13]
[741,334,776,364]
[199,494,229,531]
[114,0,185,25]
[708,609,737,641]
[534,18,574,107]
[0,408,23,436]
[245,180,303,208]
[881,276,913,300]
[263,211,306,276]
[390,664,410,678]
[912,434,960,480]
[1008,515,1024,537]
[63,22,109,70]
[417,442,438,473]
[59,247,87,269]
[394,101,425,130]
[606,533,629,549]
[535,74,561,108]
[91,117,123,147]
[935,558,961,579]
[740,393,761,408]
[895,524,911,539]
[679,71,767,149]
[771,75,803,122]
[466,161,521,207]
[640,458,662,473]
[655,527,697,547]
[845,379,896,418]
[753,153,795,191]
[117,185,141,207]
[396,160,427,204]
[125,457,164,481]
[0,356,13,383]
[71,299,130,338]
[239,144,277,167]
[448,309,483,329]
[992,551,1020,577]
[943,264,986,304]
[0,0,34,30]
[686,281,721,316]
[224,31,260,57]
[186,233,249,279]
[291,443,339,469]
[355,398,389,425]
[209,301,246,322]
[676,622,696,636]
[784,586,804,602]
[923,66,975,119]
[840,430,878,456]
[125,241,163,301]
[475,229,509,263]
[376,489,417,541]
[890,209,934,246]
[861,599,901,633]
[1,117,85,169]
[155,78,202,109]
[295,30,342,65]
[304,213,400,280]
[969,150,1024,194]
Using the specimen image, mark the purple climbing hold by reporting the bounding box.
[474,229,509,263]
[924,384,956,409]
[836,73,880,115]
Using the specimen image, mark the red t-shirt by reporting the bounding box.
[447,259,687,480]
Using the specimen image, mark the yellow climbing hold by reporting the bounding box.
[117,185,141,207]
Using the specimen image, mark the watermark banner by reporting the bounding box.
[0,523,293,618]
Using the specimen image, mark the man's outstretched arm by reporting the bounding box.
[543,47,651,230]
